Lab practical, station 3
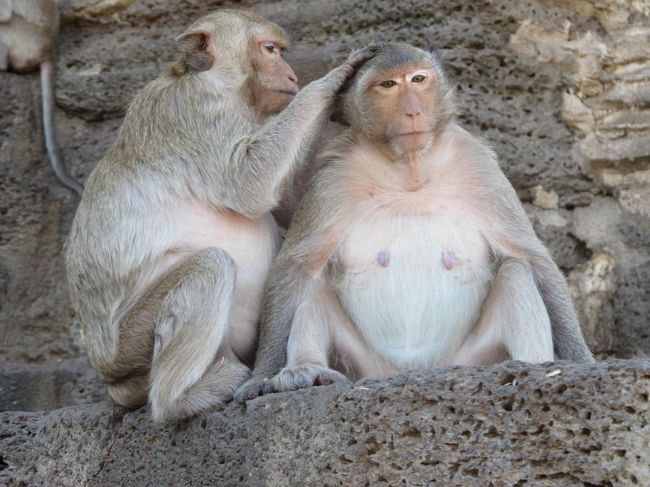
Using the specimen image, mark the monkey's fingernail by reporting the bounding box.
[377,250,390,267]
[442,251,456,270]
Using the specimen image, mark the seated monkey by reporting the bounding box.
[236,42,593,400]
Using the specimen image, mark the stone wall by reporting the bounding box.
[2,0,649,374]
[0,1,649,483]
[2,361,649,486]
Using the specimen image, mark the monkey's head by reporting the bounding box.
[176,10,298,117]
[341,43,454,159]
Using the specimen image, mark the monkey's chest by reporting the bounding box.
[333,213,494,369]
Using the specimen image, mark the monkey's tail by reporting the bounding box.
[40,58,84,197]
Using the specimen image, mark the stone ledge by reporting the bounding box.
[1,360,648,486]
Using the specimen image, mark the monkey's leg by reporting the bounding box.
[454,258,554,365]
[148,248,250,421]
[272,285,349,392]
[109,248,249,421]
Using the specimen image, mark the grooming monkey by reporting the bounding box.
[65,10,374,421]
[236,42,593,400]
[0,0,83,196]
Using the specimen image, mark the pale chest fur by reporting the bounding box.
[331,196,495,370]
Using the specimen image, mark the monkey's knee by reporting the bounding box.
[174,247,237,296]
[193,247,236,272]
[497,258,532,279]
[153,247,236,356]
[495,258,540,299]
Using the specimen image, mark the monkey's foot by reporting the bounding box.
[272,364,350,392]
[233,375,275,403]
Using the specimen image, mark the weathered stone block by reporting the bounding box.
[1,360,648,486]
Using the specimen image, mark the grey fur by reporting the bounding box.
[66,10,375,421]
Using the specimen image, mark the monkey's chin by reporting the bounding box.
[260,94,294,116]
[390,132,433,156]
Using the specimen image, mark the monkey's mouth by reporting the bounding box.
[396,130,432,137]
[276,89,298,96]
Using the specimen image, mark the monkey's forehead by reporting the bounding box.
[185,10,290,46]
[367,63,434,80]
[254,24,290,45]
[252,31,290,48]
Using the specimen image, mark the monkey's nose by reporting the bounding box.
[287,71,298,84]
[405,111,421,118]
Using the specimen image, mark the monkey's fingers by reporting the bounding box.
[365,41,388,54]
[344,46,377,70]
[272,364,350,392]
[233,376,275,403]
[324,46,376,92]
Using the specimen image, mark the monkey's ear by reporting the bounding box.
[176,30,214,72]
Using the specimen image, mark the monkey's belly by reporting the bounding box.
[334,214,493,370]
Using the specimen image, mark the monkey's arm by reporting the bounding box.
[234,171,348,401]
[484,169,594,363]
[220,49,373,219]
[272,121,347,228]
[530,250,594,362]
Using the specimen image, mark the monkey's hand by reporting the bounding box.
[320,44,381,93]
[233,375,275,403]
[272,364,350,392]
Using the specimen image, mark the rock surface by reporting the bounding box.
[1,360,649,486]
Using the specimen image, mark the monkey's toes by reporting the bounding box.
[234,377,271,403]
[315,370,349,386]
[273,364,349,392]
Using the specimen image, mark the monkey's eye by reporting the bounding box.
[379,80,397,88]
[264,44,277,54]
[411,74,426,83]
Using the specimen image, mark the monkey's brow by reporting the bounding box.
[369,64,432,80]
[272,38,289,50]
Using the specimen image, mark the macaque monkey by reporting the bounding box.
[236,42,593,401]
[0,0,83,196]
[65,9,375,421]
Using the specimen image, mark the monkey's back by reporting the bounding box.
[65,71,282,374]
[65,154,178,369]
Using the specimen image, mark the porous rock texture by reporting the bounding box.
[1,360,649,486]
[0,0,649,484]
